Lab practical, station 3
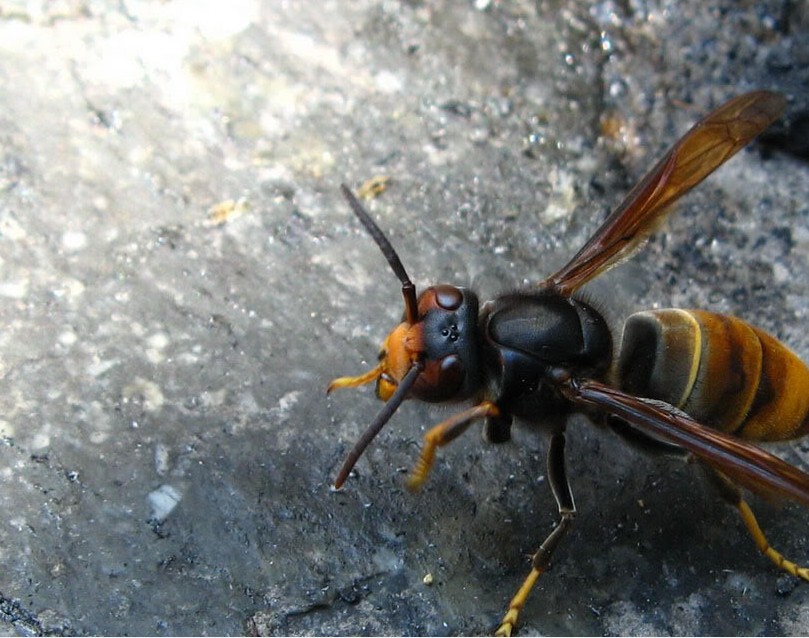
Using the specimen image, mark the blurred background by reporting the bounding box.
[0,0,807,634]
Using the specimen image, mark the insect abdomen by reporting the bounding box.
[617,309,809,442]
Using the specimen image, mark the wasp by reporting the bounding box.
[328,90,809,635]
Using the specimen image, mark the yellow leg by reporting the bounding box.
[706,467,809,581]
[495,567,542,637]
[496,431,575,636]
[327,364,383,393]
[737,499,809,580]
[406,401,499,491]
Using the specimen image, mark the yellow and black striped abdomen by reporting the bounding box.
[617,309,809,442]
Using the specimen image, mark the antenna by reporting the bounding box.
[340,184,419,324]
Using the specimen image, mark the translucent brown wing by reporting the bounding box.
[544,91,787,295]
[562,378,809,506]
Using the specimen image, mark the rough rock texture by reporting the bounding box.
[0,0,808,635]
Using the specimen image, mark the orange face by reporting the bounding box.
[374,321,425,401]
[326,317,426,400]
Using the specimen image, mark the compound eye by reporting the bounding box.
[412,354,465,402]
[436,354,463,389]
[433,285,463,311]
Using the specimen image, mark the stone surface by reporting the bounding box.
[0,0,808,635]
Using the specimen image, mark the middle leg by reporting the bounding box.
[496,429,576,637]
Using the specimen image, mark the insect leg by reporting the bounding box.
[484,413,514,444]
[496,430,575,637]
[707,467,809,581]
[406,401,500,491]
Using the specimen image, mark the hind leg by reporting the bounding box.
[706,467,809,580]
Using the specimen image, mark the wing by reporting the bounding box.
[559,377,809,506]
[543,90,786,295]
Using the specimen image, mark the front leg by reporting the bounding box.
[406,401,500,491]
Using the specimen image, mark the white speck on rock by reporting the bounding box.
[374,70,402,94]
[31,432,50,450]
[123,378,165,412]
[147,484,182,522]
[62,231,87,251]
[0,419,15,438]
[155,443,170,476]
[146,332,170,365]
[270,390,301,421]
[147,333,170,350]
[0,281,28,299]
[87,356,118,378]
[58,330,78,346]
